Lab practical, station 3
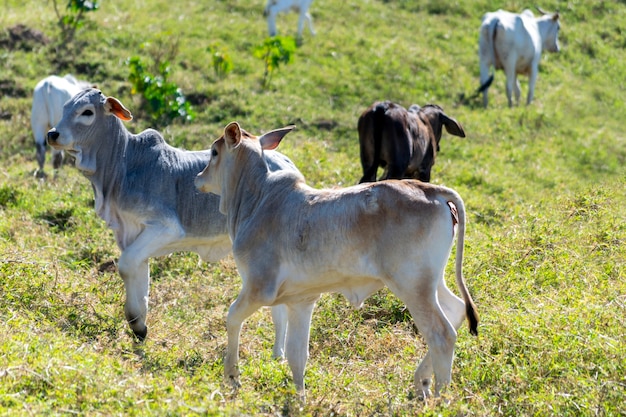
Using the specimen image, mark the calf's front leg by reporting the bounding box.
[117,223,184,340]
[118,255,150,340]
[224,291,263,389]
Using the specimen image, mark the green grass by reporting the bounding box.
[1,0,625,415]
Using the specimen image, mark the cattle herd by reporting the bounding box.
[29,4,561,402]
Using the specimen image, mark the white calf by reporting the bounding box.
[195,122,479,399]
[31,74,91,177]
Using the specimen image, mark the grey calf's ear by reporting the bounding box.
[259,125,296,151]
[104,97,133,121]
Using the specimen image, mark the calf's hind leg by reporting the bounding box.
[413,280,467,398]
[392,275,457,398]
[410,302,456,397]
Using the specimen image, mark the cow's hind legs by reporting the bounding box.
[35,142,47,178]
[413,280,466,399]
[414,350,434,399]
[412,308,456,398]
[397,276,457,399]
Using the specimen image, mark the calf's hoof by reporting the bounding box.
[132,325,148,342]
[416,378,432,401]
[225,374,241,391]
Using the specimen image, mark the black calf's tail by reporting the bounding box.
[372,103,387,175]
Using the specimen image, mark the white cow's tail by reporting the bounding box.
[443,188,479,336]
[476,74,494,95]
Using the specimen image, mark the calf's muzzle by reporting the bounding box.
[47,129,60,145]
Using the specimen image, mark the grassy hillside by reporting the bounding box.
[1,0,625,415]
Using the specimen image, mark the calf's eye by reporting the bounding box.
[82,109,94,116]
[211,149,218,157]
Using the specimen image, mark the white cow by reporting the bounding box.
[195,122,479,399]
[478,8,560,108]
[31,74,91,177]
[46,89,298,358]
[264,0,315,39]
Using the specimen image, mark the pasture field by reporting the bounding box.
[1,0,625,415]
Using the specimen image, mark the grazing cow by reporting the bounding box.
[264,0,315,38]
[358,101,465,183]
[478,7,561,108]
[31,74,91,177]
[195,122,479,399]
[46,89,297,357]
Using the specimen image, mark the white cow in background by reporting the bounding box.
[31,74,91,177]
[264,0,315,39]
[478,8,560,108]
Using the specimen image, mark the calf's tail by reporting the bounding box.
[443,188,479,336]
[372,103,387,174]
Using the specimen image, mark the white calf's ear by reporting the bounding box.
[224,122,242,150]
[104,97,133,121]
[259,125,296,150]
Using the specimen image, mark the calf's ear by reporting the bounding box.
[224,122,242,150]
[104,97,133,121]
[441,114,466,138]
[259,125,296,150]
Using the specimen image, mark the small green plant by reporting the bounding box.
[253,36,296,89]
[0,185,20,208]
[207,43,233,78]
[52,0,99,46]
[126,56,196,126]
